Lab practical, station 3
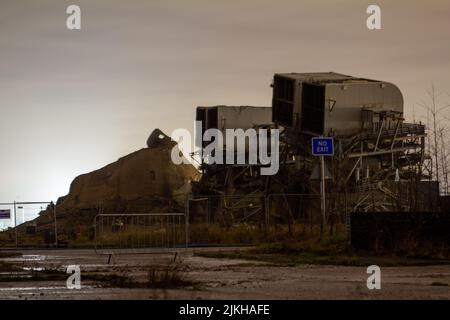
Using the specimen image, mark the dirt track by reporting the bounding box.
[0,249,449,300]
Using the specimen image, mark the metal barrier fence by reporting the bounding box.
[186,190,424,246]
[1,191,421,250]
[187,193,356,245]
[94,213,187,254]
[187,194,266,246]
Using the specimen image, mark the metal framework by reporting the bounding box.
[93,213,187,255]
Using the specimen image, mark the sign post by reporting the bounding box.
[311,137,334,239]
[14,201,18,247]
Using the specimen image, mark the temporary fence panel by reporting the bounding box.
[94,213,187,254]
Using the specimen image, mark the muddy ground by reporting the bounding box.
[0,249,449,299]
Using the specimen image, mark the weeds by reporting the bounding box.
[146,253,193,288]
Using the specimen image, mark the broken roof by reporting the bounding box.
[274,72,380,84]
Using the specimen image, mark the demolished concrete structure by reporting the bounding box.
[34,129,200,237]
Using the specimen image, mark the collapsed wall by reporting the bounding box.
[34,129,200,236]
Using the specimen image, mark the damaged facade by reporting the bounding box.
[34,129,199,236]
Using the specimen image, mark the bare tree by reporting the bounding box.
[439,128,449,194]
[418,85,450,195]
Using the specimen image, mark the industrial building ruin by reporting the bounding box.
[192,72,430,228]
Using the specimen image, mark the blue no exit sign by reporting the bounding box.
[312,137,334,156]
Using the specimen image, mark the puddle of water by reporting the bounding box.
[0,272,29,276]
[22,267,45,272]
[3,255,46,262]
[0,285,95,292]
[0,271,33,278]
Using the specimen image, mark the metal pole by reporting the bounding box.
[320,155,326,238]
[53,204,58,247]
[185,195,190,249]
[264,194,270,241]
[14,201,18,248]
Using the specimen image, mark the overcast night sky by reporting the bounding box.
[0,0,450,208]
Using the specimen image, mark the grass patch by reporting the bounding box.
[145,254,194,289]
[146,267,192,289]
